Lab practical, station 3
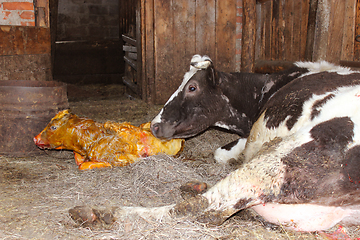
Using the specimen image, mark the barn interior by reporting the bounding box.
[0,0,360,239]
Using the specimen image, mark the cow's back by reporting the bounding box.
[243,65,360,161]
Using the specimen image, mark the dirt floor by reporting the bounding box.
[0,84,359,239]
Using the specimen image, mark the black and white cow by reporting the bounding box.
[71,55,360,232]
[150,56,360,231]
[151,54,311,163]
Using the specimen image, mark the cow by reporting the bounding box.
[70,55,360,232]
[150,54,311,163]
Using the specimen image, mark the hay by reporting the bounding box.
[0,84,358,239]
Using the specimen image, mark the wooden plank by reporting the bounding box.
[254,3,263,61]
[124,56,137,70]
[312,0,330,61]
[241,0,257,72]
[278,0,286,60]
[215,0,236,72]
[122,75,138,93]
[256,3,265,60]
[154,0,174,104]
[283,0,294,61]
[271,0,280,60]
[173,0,196,86]
[355,0,360,60]
[122,34,136,46]
[135,0,142,98]
[263,1,272,60]
[128,52,137,60]
[305,0,318,61]
[143,0,155,104]
[292,0,302,60]
[195,0,216,58]
[341,0,356,61]
[123,45,137,52]
[326,0,345,63]
[299,0,310,60]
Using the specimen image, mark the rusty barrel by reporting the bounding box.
[0,80,68,157]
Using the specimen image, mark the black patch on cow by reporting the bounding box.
[342,145,360,186]
[220,139,240,150]
[310,94,335,120]
[234,198,253,209]
[310,117,354,145]
[278,117,355,204]
[263,71,360,130]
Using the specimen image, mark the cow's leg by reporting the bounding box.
[214,138,247,164]
[70,137,287,226]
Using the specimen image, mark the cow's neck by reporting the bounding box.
[216,69,302,137]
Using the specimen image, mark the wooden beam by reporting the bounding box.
[341,0,356,61]
[124,56,137,70]
[122,34,136,46]
[215,0,236,72]
[123,45,137,52]
[305,0,318,61]
[122,76,138,93]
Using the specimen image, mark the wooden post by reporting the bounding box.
[241,0,256,72]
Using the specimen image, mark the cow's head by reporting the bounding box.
[151,55,229,139]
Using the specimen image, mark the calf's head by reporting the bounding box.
[34,109,76,149]
[151,55,229,139]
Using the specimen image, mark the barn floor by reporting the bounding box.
[0,84,359,239]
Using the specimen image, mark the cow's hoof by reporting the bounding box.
[196,209,227,226]
[170,195,209,217]
[180,181,208,199]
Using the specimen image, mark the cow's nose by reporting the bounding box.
[151,122,161,138]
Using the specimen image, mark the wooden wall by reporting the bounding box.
[254,0,359,68]
[139,0,237,104]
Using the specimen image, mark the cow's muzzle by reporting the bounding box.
[150,121,176,139]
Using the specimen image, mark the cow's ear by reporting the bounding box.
[208,65,220,86]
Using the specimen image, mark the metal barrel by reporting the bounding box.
[0,80,69,157]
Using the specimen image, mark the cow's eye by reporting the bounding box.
[189,85,197,92]
[50,126,57,130]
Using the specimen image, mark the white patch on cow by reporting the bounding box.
[214,138,247,164]
[295,61,357,77]
[214,122,238,132]
[221,94,230,103]
[151,55,212,125]
[203,133,305,212]
[243,113,293,161]
[243,84,360,161]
